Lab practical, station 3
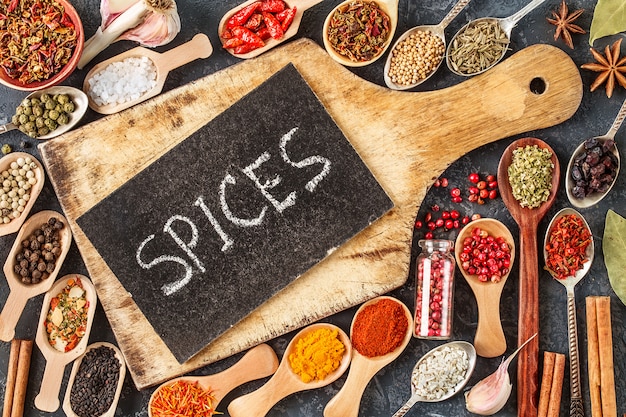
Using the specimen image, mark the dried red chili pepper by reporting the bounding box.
[260,0,286,13]
[231,26,265,48]
[226,1,263,29]
[277,6,296,31]
[262,11,284,39]
[544,214,592,280]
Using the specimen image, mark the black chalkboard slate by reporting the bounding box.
[77,64,393,362]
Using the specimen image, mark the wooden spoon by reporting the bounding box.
[454,218,515,358]
[228,323,352,417]
[0,210,72,342]
[324,296,413,417]
[34,275,98,412]
[566,97,626,209]
[323,0,399,67]
[63,342,126,417]
[218,0,324,59]
[0,87,88,139]
[148,343,278,416]
[497,137,560,417]
[0,152,45,237]
[83,33,213,115]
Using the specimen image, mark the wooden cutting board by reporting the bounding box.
[38,38,582,389]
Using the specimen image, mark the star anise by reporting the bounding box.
[581,39,626,98]
[547,0,586,49]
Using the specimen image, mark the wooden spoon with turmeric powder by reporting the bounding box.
[228,323,352,417]
[324,296,413,417]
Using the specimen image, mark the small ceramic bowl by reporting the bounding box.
[63,342,126,417]
[0,0,84,91]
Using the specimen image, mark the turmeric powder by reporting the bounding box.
[288,327,345,383]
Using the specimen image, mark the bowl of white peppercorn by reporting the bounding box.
[0,152,45,236]
[63,342,126,417]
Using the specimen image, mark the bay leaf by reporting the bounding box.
[589,0,626,46]
[603,209,626,306]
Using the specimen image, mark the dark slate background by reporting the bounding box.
[1,0,626,416]
[76,64,392,362]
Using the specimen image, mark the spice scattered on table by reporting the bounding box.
[86,56,157,107]
[150,379,218,417]
[569,137,618,199]
[220,0,297,54]
[0,0,78,84]
[352,298,409,355]
[45,276,89,352]
[0,156,38,225]
[459,226,512,283]
[412,344,470,401]
[387,30,445,86]
[415,240,455,339]
[14,216,64,284]
[547,0,585,50]
[326,0,391,63]
[447,20,508,75]
[288,327,345,383]
[544,213,592,280]
[507,144,554,208]
[69,345,121,417]
[11,93,77,138]
[581,38,626,98]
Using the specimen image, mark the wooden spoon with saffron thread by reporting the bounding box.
[324,296,413,417]
[148,344,279,416]
[228,323,352,417]
[497,137,560,417]
[218,0,324,59]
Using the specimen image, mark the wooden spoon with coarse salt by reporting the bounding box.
[83,33,213,115]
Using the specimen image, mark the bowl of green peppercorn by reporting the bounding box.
[7,86,88,139]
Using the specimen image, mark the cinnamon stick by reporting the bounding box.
[587,297,602,417]
[596,297,617,417]
[547,353,565,417]
[3,339,21,417]
[538,351,556,417]
[11,339,33,417]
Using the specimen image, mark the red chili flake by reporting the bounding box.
[544,214,592,280]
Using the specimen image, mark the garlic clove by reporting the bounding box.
[464,333,538,416]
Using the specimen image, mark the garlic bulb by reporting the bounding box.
[465,333,537,415]
[78,0,181,69]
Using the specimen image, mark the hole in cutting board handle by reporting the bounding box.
[530,77,546,95]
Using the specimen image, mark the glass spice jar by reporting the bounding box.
[414,239,455,339]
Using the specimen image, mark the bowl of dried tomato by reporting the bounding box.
[0,0,84,91]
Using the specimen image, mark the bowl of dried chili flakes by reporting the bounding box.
[0,0,84,91]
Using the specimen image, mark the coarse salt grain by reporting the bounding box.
[411,345,470,401]
[87,56,157,106]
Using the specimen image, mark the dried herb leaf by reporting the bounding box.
[603,209,626,306]
[589,0,626,46]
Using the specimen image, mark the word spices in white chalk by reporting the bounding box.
[136,127,331,295]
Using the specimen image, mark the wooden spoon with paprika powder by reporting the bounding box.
[324,296,413,417]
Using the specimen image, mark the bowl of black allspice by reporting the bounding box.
[62,342,126,417]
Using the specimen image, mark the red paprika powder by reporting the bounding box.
[351,298,409,357]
